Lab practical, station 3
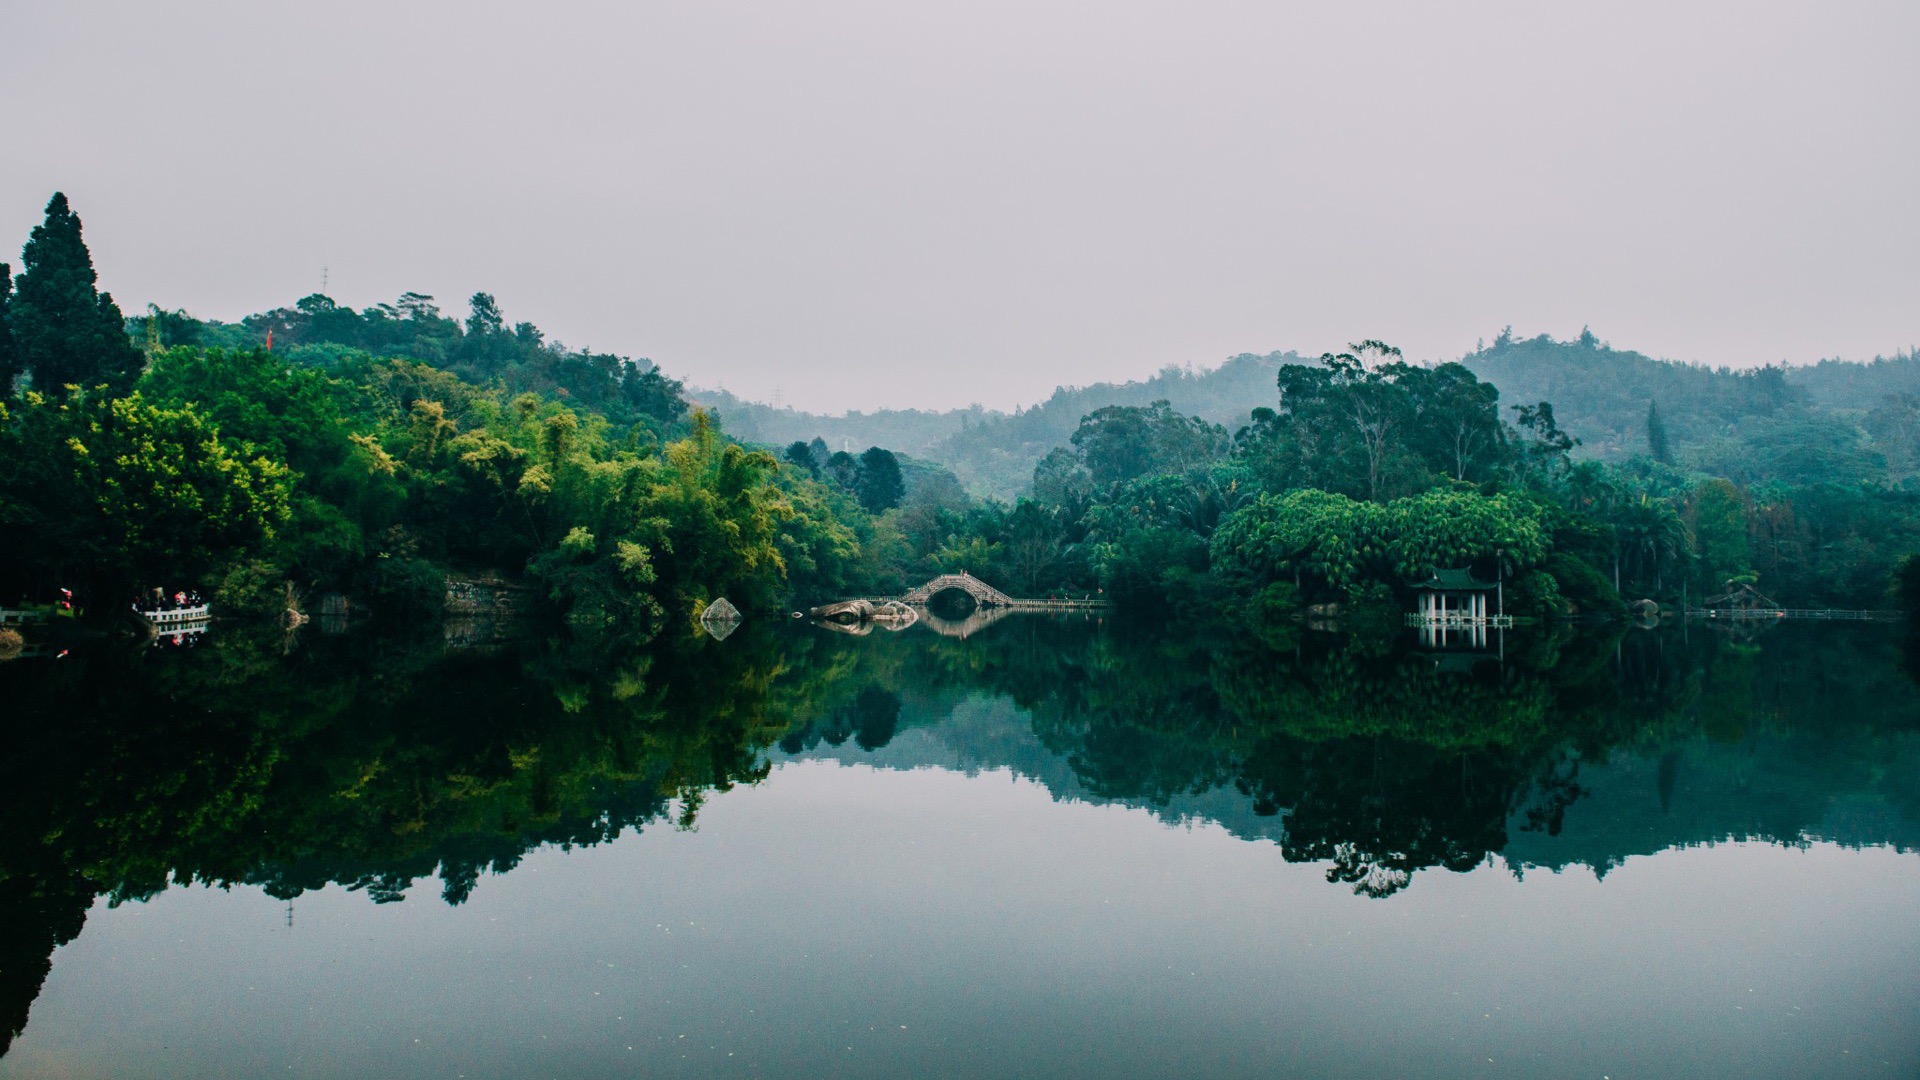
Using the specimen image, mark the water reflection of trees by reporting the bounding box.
[991,626,1603,897]
[0,622,833,1054]
[785,618,1920,899]
[3,615,1920,1055]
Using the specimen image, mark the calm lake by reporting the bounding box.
[2,614,1917,1078]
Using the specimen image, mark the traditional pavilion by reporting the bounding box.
[1408,568,1505,624]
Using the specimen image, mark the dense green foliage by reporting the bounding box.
[855,446,905,512]
[1211,489,1550,596]
[1,338,870,630]
[0,266,16,397]
[0,196,890,630]
[137,288,690,431]
[1241,342,1514,499]
[2,190,1917,628]
[859,341,1920,617]
[701,332,1920,619]
[0,390,292,591]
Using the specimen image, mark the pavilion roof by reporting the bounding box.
[1409,567,1496,591]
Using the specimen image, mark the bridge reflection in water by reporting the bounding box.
[916,603,1021,639]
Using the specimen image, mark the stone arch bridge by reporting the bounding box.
[900,572,1018,607]
[811,572,1105,623]
[902,572,1106,611]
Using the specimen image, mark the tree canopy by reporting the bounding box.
[10,194,143,397]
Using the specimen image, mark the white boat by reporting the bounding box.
[140,603,211,625]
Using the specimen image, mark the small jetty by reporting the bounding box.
[135,595,213,646]
[142,603,211,627]
[1685,581,1901,622]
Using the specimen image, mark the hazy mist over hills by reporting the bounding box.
[695,333,1920,497]
[7,4,1916,410]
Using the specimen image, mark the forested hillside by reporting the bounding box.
[688,387,974,460]
[5,190,1920,631]
[0,194,911,636]
[928,352,1297,495]
[185,304,1920,499]
[1789,354,1920,410]
[1462,329,1920,487]
[711,333,1920,499]
[697,352,1297,497]
[1460,329,1798,457]
[135,290,690,432]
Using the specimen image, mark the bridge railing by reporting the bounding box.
[881,574,1112,610]
[1685,607,1903,622]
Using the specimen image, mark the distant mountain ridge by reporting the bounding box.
[692,351,1301,496]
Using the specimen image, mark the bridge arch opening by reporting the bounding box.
[924,587,979,619]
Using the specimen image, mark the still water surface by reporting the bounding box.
[2,616,1917,1077]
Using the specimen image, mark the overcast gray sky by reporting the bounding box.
[3,2,1915,412]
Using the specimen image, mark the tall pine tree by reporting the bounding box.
[1646,400,1672,464]
[12,193,143,396]
[0,263,16,396]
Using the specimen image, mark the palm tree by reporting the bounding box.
[1611,497,1689,595]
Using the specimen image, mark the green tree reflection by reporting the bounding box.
[3,615,1920,1056]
